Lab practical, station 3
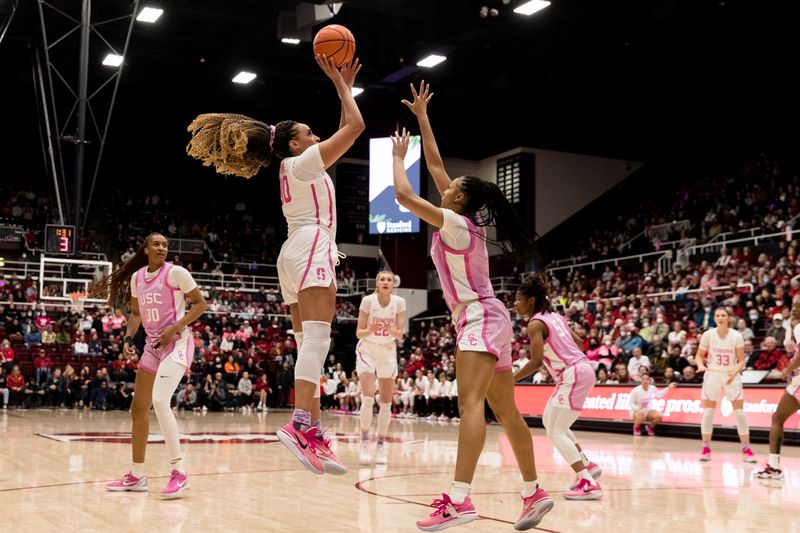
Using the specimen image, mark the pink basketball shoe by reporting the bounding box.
[514,487,554,531]
[563,478,603,500]
[416,493,477,531]
[569,461,603,490]
[105,472,148,492]
[160,469,189,499]
[315,434,348,475]
[277,422,325,475]
[700,446,711,462]
[742,448,757,463]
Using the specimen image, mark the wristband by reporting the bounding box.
[124,336,134,346]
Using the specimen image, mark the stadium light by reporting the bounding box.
[281,38,301,45]
[232,71,257,84]
[136,7,164,23]
[102,54,123,67]
[416,54,446,68]
[513,0,551,16]
[352,87,364,97]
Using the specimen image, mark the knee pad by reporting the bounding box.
[294,321,331,384]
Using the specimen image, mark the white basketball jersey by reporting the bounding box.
[360,293,406,344]
[279,144,337,238]
[700,328,744,372]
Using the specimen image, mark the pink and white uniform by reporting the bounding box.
[431,209,511,371]
[131,262,197,374]
[699,328,745,402]
[276,144,339,304]
[530,312,594,411]
[786,323,800,402]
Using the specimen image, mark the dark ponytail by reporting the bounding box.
[517,272,552,314]
[458,176,542,268]
[90,233,161,307]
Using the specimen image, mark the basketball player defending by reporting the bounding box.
[186,54,364,475]
[393,92,552,530]
[356,271,406,465]
[755,301,800,480]
[103,233,208,498]
[514,274,603,500]
[695,307,756,463]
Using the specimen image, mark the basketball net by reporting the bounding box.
[67,292,88,314]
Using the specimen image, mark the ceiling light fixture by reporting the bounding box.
[232,71,257,84]
[281,38,301,45]
[102,54,123,67]
[416,54,446,68]
[513,0,551,16]
[352,87,364,97]
[136,7,163,23]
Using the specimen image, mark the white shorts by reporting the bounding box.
[547,361,595,411]
[701,370,744,402]
[277,226,338,305]
[355,339,397,379]
[786,374,800,402]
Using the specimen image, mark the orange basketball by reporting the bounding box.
[313,24,356,68]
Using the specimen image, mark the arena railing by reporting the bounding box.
[546,250,674,276]
[0,224,25,242]
[675,228,794,267]
[583,282,754,306]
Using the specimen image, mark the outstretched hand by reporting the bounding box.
[340,58,362,89]
[315,54,344,85]
[401,80,434,117]
[391,127,411,158]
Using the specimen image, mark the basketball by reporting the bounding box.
[313,24,355,68]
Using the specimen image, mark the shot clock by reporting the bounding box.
[44,224,76,255]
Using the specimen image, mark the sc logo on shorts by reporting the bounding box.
[558,394,565,405]
[467,333,478,346]
[316,268,326,281]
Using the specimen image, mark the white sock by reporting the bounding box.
[170,457,186,474]
[769,454,780,469]
[577,468,594,483]
[448,481,471,504]
[131,462,145,478]
[521,479,539,498]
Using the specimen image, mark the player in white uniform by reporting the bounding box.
[695,307,755,462]
[186,54,365,476]
[628,372,676,436]
[755,301,800,480]
[356,271,406,464]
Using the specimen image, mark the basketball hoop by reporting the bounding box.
[67,292,88,314]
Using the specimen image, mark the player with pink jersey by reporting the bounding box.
[514,273,603,500]
[95,233,208,498]
[695,307,754,463]
[393,80,551,533]
[186,54,364,475]
[755,300,800,480]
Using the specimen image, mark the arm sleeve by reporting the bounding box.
[130,273,138,298]
[288,144,326,182]
[169,266,198,294]
[734,331,744,349]
[438,209,472,251]
[396,296,407,313]
[628,388,641,410]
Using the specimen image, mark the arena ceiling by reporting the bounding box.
[2,0,799,184]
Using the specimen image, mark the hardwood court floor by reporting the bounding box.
[1,408,797,532]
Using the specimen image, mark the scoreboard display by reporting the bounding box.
[45,224,76,255]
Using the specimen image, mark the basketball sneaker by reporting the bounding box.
[568,462,602,490]
[375,443,388,465]
[699,446,711,462]
[416,493,477,532]
[754,465,784,480]
[316,434,348,475]
[742,448,757,463]
[633,424,642,436]
[277,422,325,475]
[563,478,603,500]
[359,442,372,464]
[160,469,189,499]
[646,423,656,436]
[514,487,553,531]
[105,472,148,492]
